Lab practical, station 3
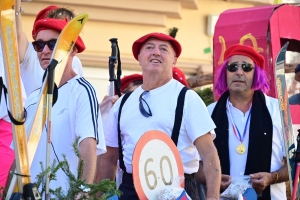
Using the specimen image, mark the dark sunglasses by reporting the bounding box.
[226,62,255,73]
[139,91,152,117]
[32,39,57,52]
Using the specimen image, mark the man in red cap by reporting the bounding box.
[16,2,83,96]
[206,44,287,199]
[15,4,106,194]
[96,32,221,200]
[120,74,143,94]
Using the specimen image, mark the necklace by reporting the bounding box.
[227,100,252,155]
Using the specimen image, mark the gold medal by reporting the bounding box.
[236,143,246,154]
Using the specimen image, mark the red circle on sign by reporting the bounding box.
[132,130,184,200]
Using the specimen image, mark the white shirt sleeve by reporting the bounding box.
[75,86,106,154]
[184,91,216,143]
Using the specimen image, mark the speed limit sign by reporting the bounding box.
[132,130,184,200]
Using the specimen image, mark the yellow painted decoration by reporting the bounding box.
[218,33,264,65]
[218,36,226,65]
[239,33,264,53]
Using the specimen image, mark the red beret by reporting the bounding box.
[132,32,182,61]
[172,67,188,87]
[32,5,59,39]
[120,74,143,92]
[33,18,85,53]
[224,44,265,69]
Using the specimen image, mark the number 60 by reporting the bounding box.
[144,156,173,190]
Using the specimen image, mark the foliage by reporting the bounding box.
[35,137,121,200]
[167,27,178,38]
[194,87,214,106]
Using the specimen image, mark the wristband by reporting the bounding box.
[272,172,279,184]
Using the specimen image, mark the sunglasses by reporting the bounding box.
[139,91,152,117]
[226,62,255,73]
[32,39,57,52]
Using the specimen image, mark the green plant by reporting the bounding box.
[35,137,121,200]
[194,87,214,106]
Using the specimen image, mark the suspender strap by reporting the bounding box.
[171,87,188,146]
[118,92,132,172]
[0,77,3,104]
[2,83,26,125]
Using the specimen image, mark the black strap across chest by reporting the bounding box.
[0,77,26,125]
[117,87,188,172]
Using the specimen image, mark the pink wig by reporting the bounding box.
[214,58,270,97]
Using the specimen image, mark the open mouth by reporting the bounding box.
[42,58,50,62]
[150,59,161,63]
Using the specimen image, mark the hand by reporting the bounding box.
[221,174,231,192]
[101,95,119,106]
[250,172,273,193]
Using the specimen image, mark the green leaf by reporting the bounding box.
[194,87,214,106]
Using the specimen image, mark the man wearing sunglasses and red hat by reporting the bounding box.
[206,44,287,199]
[14,3,106,194]
[16,2,84,96]
[96,32,221,200]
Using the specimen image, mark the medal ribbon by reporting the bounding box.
[227,101,252,142]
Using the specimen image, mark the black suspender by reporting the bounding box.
[171,87,188,146]
[117,87,189,173]
[0,77,26,125]
[118,91,133,172]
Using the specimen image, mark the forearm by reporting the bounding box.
[202,149,221,199]
[15,0,28,62]
[271,159,288,184]
[94,147,118,183]
[79,138,97,184]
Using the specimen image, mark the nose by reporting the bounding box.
[235,65,244,76]
[41,44,52,53]
[152,46,160,56]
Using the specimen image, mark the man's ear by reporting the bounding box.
[173,57,178,66]
[71,46,78,56]
[138,54,141,65]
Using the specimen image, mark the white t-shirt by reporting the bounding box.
[20,42,84,96]
[207,94,286,200]
[0,41,26,122]
[104,79,216,174]
[25,75,106,192]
